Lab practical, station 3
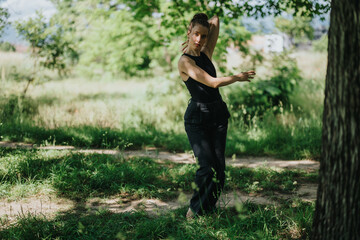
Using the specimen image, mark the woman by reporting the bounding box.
[177,13,256,219]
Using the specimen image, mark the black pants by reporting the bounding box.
[184,99,229,215]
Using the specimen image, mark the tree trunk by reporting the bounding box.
[312,0,360,239]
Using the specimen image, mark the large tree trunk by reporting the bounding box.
[312,0,360,239]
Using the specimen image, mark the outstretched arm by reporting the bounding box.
[178,56,255,88]
[201,15,219,60]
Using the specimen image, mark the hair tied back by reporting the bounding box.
[190,13,210,30]
[192,13,209,21]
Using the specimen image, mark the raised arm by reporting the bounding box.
[201,15,219,60]
[178,56,255,88]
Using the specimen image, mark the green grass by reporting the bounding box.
[0,148,317,202]
[0,147,318,239]
[0,201,315,240]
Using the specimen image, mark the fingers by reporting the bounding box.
[237,70,256,82]
[181,39,189,53]
[182,46,187,53]
[246,70,256,75]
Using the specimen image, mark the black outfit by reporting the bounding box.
[182,51,230,215]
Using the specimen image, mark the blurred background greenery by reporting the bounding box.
[0,1,331,238]
[0,0,329,159]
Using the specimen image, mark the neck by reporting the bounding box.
[185,47,201,56]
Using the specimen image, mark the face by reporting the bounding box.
[187,24,209,50]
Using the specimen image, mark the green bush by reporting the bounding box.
[0,41,15,52]
[228,54,302,122]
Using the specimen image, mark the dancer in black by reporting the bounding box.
[177,13,256,218]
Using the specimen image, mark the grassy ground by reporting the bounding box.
[0,148,317,239]
[0,148,317,201]
[0,202,315,239]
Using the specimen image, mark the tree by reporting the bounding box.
[275,14,314,46]
[79,9,159,76]
[311,0,360,239]
[25,0,329,77]
[15,12,79,76]
[0,0,9,37]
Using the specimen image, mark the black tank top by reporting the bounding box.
[183,52,222,103]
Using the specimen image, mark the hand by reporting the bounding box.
[236,70,256,82]
[181,39,189,53]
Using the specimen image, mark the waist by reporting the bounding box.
[189,97,223,105]
[185,98,230,124]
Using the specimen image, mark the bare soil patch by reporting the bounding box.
[0,195,73,229]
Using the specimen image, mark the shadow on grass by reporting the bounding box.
[0,149,195,200]
[0,201,315,240]
[0,149,317,202]
[0,121,190,152]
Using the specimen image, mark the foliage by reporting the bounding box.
[0,0,9,37]
[312,34,328,52]
[275,14,314,45]
[79,10,159,76]
[228,53,302,122]
[15,12,79,76]
[32,0,330,77]
[0,41,15,52]
[214,19,252,73]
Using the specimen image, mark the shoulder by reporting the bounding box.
[178,54,195,69]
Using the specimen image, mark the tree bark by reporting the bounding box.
[312,0,360,239]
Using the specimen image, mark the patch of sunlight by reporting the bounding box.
[6,181,54,201]
[36,149,69,159]
[246,128,267,141]
[235,143,246,153]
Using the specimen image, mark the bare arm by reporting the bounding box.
[178,56,255,88]
[202,15,219,60]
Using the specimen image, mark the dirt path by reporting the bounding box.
[0,141,319,225]
[0,141,320,171]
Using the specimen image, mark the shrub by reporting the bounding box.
[0,41,16,52]
[228,54,302,122]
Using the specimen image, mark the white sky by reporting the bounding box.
[1,0,56,21]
